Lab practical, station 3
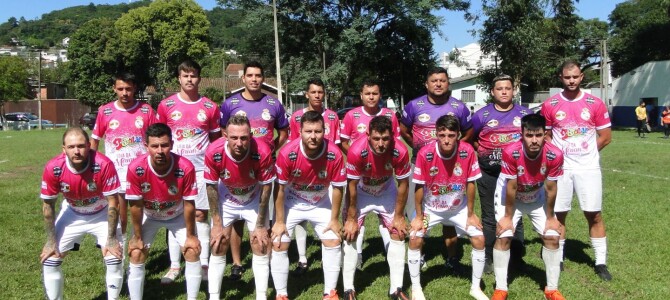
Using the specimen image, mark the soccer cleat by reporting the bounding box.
[411,287,426,300]
[469,287,489,300]
[293,262,309,276]
[595,264,612,281]
[161,267,181,284]
[323,289,339,300]
[201,265,208,282]
[275,294,289,300]
[491,289,508,300]
[343,289,357,300]
[445,257,464,276]
[356,253,364,270]
[390,287,409,300]
[230,264,245,281]
[544,289,566,300]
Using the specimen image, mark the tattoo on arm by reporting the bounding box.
[207,184,220,220]
[107,206,119,238]
[256,185,271,228]
[43,201,57,246]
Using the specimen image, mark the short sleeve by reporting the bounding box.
[100,160,121,196]
[400,103,413,128]
[125,164,142,200]
[40,163,60,200]
[219,101,231,128]
[500,150,517,179]
[182,167,198,201]
[275,103,289,129]
[275,152,290,184]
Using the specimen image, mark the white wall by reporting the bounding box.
[612,60,670,107]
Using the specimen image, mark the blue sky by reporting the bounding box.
[1,0,625,54]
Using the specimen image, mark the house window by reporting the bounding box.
[462,90,476,102]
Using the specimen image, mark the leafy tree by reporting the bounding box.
[0,56,30,116]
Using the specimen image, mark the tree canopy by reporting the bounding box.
[0,56,30,103]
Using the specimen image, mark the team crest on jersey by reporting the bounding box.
[213,153,222,162]
[170,111,183,121]
[453,163,463,176]
[520,109,529,116]
[103,108,113,116]
[109,119,120,130]
[235,110,247,117]
[357,124,367,133]
[168,185,178,196]
[92,163,101,174]
[555,111,566,121]
[251,153,261,161]
[141,182,151,193]
[267,98,276,105]
[418,113,430,123]
[231,98,240,105]
[512,150,521,160]
[87,182,97,192]
[295,115,302,123]
[487,119,499,127]
[580,108,591,121]
[550,99,558,106]
[364,162,372,171]
[353,112,361,119]
[426,152,434,162]
[141,106,149,114]
[318,170,327,179]
[174,168,185,178]
[261,109,272,121]
[451,102,459,108]
[60,182,70,193]
[166,99,175,107]
[429,166,439,177]
[288,151,298,161]
[482,110,490,118]
[361,149,369,159]
[135,116,144,129]
[417,100,425,107]
[327,151,336,161]
[384,162,393,170]
[586,97,595,104]
[195,109,206,122]
[517,166,525,176]
[459,150,468,159]
[546,150,556,161]
[222,169,231,179]
[513,117,522,127]
[328,113,335,121]
[249,170,255,179]
[540,163,547,176]
[292,169,302,177]
[135,167,145,177]
[204,101,214,109]
[393,148,400,158]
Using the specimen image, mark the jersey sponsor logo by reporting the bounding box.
[364,162,372,171]
[168,185,178,195]
[327,151,336,161]
[135,166,145,177]
[555,111,566,121]
[328,113,335,120]
[604,112,610,119]
[546,150,556,160]
[92,163,101,174]
[453,163,463,176]
[362,175,390,186]
[558,127,588,140]
[141,106,149,114]
[540,163,547,175]
[353,112,361,119]
[41,181,47,189]
[550,99,558,106]
[586,97,595,104]
[174,168,185,178]
[292,169,302,177]
[356,124,366,133]
[429,166,439,177]
[53,166,62,177]
[418,113,430,123]
[402,110,408,118]
[512,150,520,160]
[104,108,113,116]
[267,98,276,105]
[426,151,434,162]
[581,108,591,121]
[197,109,207,122]
[430,183,464,195]
[141,182,151,193]
[61,182,71,193]
[414,167,422,176]
[231,184,256,196]
[513,116,522,127]
[393,148,400,158]
[361,149,369,159]
[489,132,521,144]
[109,119,120,130]
[113,136,142,150]
[261,109,272,121]
[295,115,302,122]
[204,101,214,109]
[175,128,204,141]
[288,151,298,161]
[251,153,261,161]
[145,199,176,212]
[385,112,392,117]
[251,127,269,137]
[483,110,490,118]
[459,150,468,159]
[106,176,118,186]
[213,152,222,162]
[318,169,327,179]
[486,119,499,127]
[340,122,345,130]
[518,182,542,193]
[71,196,100,207]
[170,111,183,121]
[451,102,459,108]
[517,166,525,176]
[471,161,479,171]
[166,99,175,107]
[417,100,425,106]
[87,182,97,192]
[292,183,325,192]
[222,169,231,179]
[231,98,240,105]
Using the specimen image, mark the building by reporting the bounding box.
[439,43,498,78]
[611,60,670,127]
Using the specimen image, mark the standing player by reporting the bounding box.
[270,111,346,300]
[40,127,123,300]
[407,115,487,300]
[469,74,529,271]
[287,78,340,275]
[400,67,474,273]
[491,114,565,300]
[91,72,157,238]
[126,123,202,300]
[341,116,412,300]
[205,115,275,300]
[339,80,400,268]
[220,60,289,280]
[540,60,612,280]
[157,60,221,283]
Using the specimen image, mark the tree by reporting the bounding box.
[609,0,670,77]
[0,56,30,116]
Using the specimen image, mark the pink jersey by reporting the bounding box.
[156,94,221,171]
[346,137,411,196]
[125,153,198,220]
[541,92,610,170]
[413,141,481,213]
[275,139,346,207]
[288,108,341,144]
[91,101,157,171]
[40,150,120,215]
[340,106,400,142]
[500,141,564,203]
[204,138,276,207]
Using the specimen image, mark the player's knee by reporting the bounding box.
[408,237,424,250]
[128,249,146,263]
[471,235,485,249]
[322,239,341,248]
[495,236,512,250]
[542,234,559,248]
[183,247,200,261]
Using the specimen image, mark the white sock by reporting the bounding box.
[208,255,226,298]
[387,239,406,294]
[379,224,391,252]
[104,255,123,300]
[407,248,422,289]
[493,248,510,291]
[295,223,308,263]
[270,249,289,296]
[591,237,607,266]
[197,222,211,267]
[356,225,366,254]
[471,249,485,290]
[43,257,64,300]
[184,261,202,300]
[542,247,561,290]
[558,239,565,263]
[168,232,182,269]
[127,263,145,300]
[252,254,270,300]
[322,244,342,294]
[342,240,357,290]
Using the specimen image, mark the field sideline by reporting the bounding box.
[0,129,668,299]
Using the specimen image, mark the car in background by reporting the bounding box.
[4,112,54,129]
[79,112,98,130]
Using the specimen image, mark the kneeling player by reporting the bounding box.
[126,123,202,300]
[491,114,565,300]
[342,116,412,299]
[205,115,275,300]
[408,115,487,300]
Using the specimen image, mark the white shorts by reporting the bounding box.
[555,169,602,212]
[278,200,339,243]
[494,199,559,238]
[117,168,128,194]
[411,207,483,238]
[347,185,397,230]
[195,171,208,210]
[54,203,122,253]
[405,163,417,218]
[140,215,189,248]
[217,203,269,232]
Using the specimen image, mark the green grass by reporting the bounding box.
[1,129,668,299]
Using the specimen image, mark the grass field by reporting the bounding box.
[1,129,668,299]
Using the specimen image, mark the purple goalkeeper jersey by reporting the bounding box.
[220,92,289,151]
[471,104,530,174]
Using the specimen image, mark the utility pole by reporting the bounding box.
[601,40,609,107]
[37,50,42,130]
[272,0,283,105]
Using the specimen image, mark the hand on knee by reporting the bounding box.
[183,248,200,262]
